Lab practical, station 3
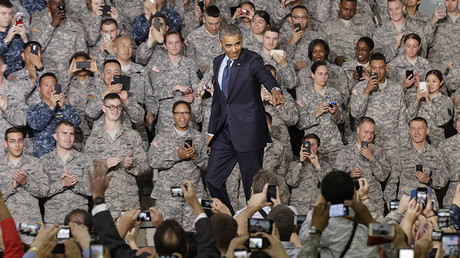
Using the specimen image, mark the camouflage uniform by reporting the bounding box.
[30,9,87,83]
[260,51,298,90]
[252,0,290,26]
[387,53,431,105]
[27,101,81,158]
[285,158,333,214]
[40,149,91,224]
[295,85,345,161]
[316,0,375,23]
[350,79,409,150]
[7,68,47,107]
[241,30,262,53]
[0,79,28,143]
[279,25,322,67]
[341,58,369,89]
[79,12,124,48]
[384,142,448,205]
[148,126,207,231]
[406,93,453,148]
[90,41,117,72]
[335,143,392,216]
[439,135,460,206]
[444,57,460,94]
[84,126,149,218]
[406,11,431,28]
[0,26,26,77]
[427,15,460,71]
[185,25,222,71]
[0,154,47,224]
[109,0,144,34]
[19,0,46,14]
[180,1,232,38]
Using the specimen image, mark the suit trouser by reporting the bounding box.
[205,125,264,214]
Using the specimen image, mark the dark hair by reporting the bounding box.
[151,13,169,26]
[103,92,121,103]
[210,214,238,250]
[69,51,91,66]
[64,209,92,229]
[265,112,272,126]
[252,170,279,194]
[268,205,294,241]
[154,219,187,256]
[254,11,270,25]
[369,52,387,65]
[55,120,75,132]
[403,33,421,45]
[100,18,119,30]
[410,116,428,127]
[311,61,327,74]
[164,30,183,43]
[0,53,5,66]
[205,5,221,18]
[308,39,330,61]
[340,0,357,2]
[239,1,255,10]
[185,232,197,258]
[265,64,277,77]
[39,72,57,85]
[425,69,443,82]
[302,133,321,147]
[0,0,13,9]
[357,116,375,127]
[357,37,374,51]
[262,25,279,35]
[172,100,191,113]
[5,127,24,141]
[103,59,121,69]
[321,171,354,204]
[24,41,42,52]
[290,5,308,15]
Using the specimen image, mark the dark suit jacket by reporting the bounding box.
[208,49,280,152]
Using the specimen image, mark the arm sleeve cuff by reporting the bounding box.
[194,212,207,224]
[91,204,108,216]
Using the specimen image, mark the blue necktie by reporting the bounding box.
[222,59,232,98]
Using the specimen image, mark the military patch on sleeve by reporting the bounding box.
[151,65,160,73]
[86,94,95,98]
[296,99,305,107]
[452,96,457,105]
[31,27,40,32]
[184,39,190,47]
[448,61,455,69]
[352,89,360,96]
[386,66,391,72]
[7,75,17,80]
[151,140,161,148]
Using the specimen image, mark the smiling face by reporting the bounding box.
[410,120,430,144]
[102,62,122,86]
[39,76,57,102]
[115,37,133,62]
[173,103,191,131]
[262,31,279,51]
[388,0,405,23]
[219,34,243,61]
[251,14,268,35]
[426,73,443,94]
[355,40,372,63]
[102,98,122,121]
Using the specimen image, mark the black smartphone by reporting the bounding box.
[30,43,39,55]
[371,72,378,80]
[294,23,301,32]
[267,184,276,203]
[57,227,71,239]
[293,215,307,233]
[138,212,151,221]
[416,187,428,209]
[353,179,360,190]
[329,204,349,217]
[154,18,161,31]
[54,84,62,94]
[405,70,414,79]
[170,186,183,197]
[185,139,193,148]
[102,5,111,15]
[416,164,423,172]
[121,75,131,91]
[112,74,122,85]
[361,141,368,148]
[303,141,311,153]
[248,218,274,234]
[57,3,65,11]
[432,230,442,241]
[438,208,450,228]
[198,0,204,12]
[201,199,214,209]
[356,66,363,78]
[248,237,269,249]
[76,61,91,69]
[17,222,41,236]
[390,199,399,211]
[442,233,459,257]
[90,243,104,258]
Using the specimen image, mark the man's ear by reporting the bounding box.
[53,133,57,141]
[1,64,7,73]
[3,141,7,149]
[21,52,25,61]
[426,127,431,136]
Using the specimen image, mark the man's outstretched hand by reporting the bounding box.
[271,88,285,107]
[88,161,113,199]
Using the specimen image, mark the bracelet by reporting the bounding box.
[360,197,370,201]
[297,160,304,165]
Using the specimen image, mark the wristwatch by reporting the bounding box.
[93,196,105,205]
[426,177,433,186]
[309,226,322,235]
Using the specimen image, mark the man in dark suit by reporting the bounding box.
[206,24,285,214]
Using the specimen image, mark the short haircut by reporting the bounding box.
[5,127,24,141]
[205,5,221,18]
[369,52,387,65]
[265,112,272,126]
[219,24,241,41]
[0,0,13,9]
[302,133,321,146]
[340,0,357,2]
[403,33,421,45]
[172,100,191,113]
[69,51,91,66]
[154,220,187,256]
[103,59,121,69]
[103,93,121,104]
[210,214,238,250]
[387,0,404,4]
[239,1,255,10]
[290,5,308,15]
[64,209,92,229]
[357,37,374,51]
[321,171,354,204]
[24,41,42,52]
[164,30,183,43]
[0,53,6,66]
[262,25,279,35]
[101,18,118,30]
[55,120,75,133]
[254,10,270,25]
[308,39,330,61]
[357,116,375,127]
[151,13,169,26]
[267,205,295,241]
[252,170,279,194]
[39,72,57,85]
[311,61,327,74]
[265,64,277,77]
[410,116,428,127]
[425,69,443,82]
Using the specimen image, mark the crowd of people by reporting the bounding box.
[0,0,460,257]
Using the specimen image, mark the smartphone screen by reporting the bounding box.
[57,227,70,239]
[267,184,276,203]
[442,234,459,257]
[138,212,151,221]
[416,188,427,209]
[248,218,273,234]
[398,248,414,258]
[90,244,104,258]
[329,204,348,217]
[438,209,450,228]
[390,200,399,211]
[170,186,183,197]
[54,84,62,94]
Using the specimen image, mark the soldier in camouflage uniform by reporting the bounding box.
[0,127,48,225]
[405,0,431,27]
[90,19,120,72]
[384,117,448,206]
[27,73,81,158]
[240,11,269,53]
[341,36,374,89]
[148,101,207,231]
[184,5,222,73]
[85,93,149,219]
[316,0,375,24]
[334,117,391,216]
[40,121,91,225]
[135,13,169,66]
[444,56,460,95]
[109,0,144,34]
[350,53,409,150]
[296,62,345,161]
[251,0,292,26]
[286,134,332,214]
[406,70,453,148]
[318,0,375,66]
[30,0,87,84]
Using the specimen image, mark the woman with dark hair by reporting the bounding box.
[406,70,453,147]
[388,33,431,105]
[242,10,270,52]
[342,37,374,87]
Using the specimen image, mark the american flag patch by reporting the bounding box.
[452,96,457,105]
[352,89,360,96]
[296,99,305,107]
[151,141,160,148]
[184,39,190,47]
[151,66,160,73]
[7,75,17,80]
[87,94,95,98]
[448,61,455,69]
[31,27,40,32]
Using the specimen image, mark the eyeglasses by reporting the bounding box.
[7,139,24,144]
[104,105,122,111]
[173,112,191,116]
[355,48,370,52]
[292,16,308,20]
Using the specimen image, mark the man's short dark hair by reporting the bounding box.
[64,209,92,229]
[172,100,191,113]
[103,59,121,69]
[308,39,330,61]
[0,0,13,9]
[0,53,6,66]
[357,117,375,127]
[100,18,119,30]
[103,93,121,104]
[321,171,354,204]
[69,51,91,66]
[262,25,279,35]
[252,170,279,194]
[290,5,308,15]
[154,220,187,256]
[340,0,357,2]
[5,127,24,141]
[268,205,295,241]
[39,72,57,85]
[410,117,428,127]
[24,41,42,52]
[210,214,238,250]
[369,53,387,65]
[302,133,321,147]
[205,5,221,18]
[55,120,75,133]
[239,1,255,10]
[219,24,241,41]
